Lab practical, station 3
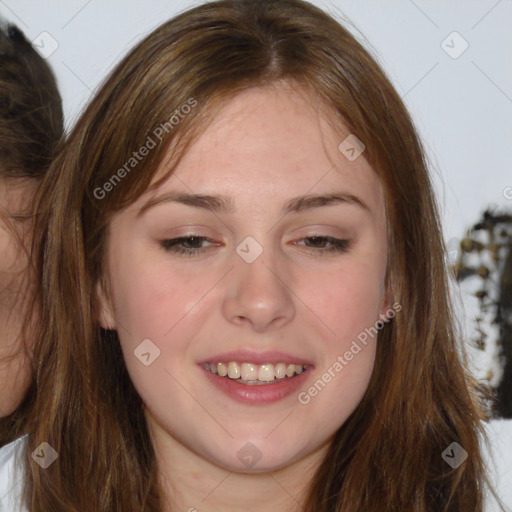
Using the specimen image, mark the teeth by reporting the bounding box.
[275,363,286,379]
[241,363,258,381]
[217,362,228,377]
[228,362,240,379]
[258,364,274,381]
[203,361,309,381]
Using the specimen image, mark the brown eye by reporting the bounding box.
[160,236,215,256]
[294,236,351,254]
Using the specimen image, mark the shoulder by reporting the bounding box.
[481,419,512,511]
[0,435,29,512]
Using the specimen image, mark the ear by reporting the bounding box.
[95,278,116,330]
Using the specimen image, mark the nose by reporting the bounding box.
[221,247,296,333]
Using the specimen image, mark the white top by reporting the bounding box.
[482,419,512,512]
[0,435,28,512]
[0,423,511,511]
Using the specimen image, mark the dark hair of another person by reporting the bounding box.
[0,21,64,444]
[0,22,63,179]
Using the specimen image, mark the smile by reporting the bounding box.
[203,361,308,385]
[199,361,313,404]
[203,362,309,384]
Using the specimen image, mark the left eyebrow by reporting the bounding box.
[137,191,371,217]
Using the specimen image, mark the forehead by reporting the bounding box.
[140,84,385,216]
[0,178,37,212]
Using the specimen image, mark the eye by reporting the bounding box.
[160,236,216,256]
[159,235,351,257]
[293,236,351,254]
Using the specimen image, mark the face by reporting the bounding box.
[99,83,390,474]
[0,178,37,416]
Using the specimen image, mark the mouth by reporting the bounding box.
[202,361,311,385]
[198,360,313,404]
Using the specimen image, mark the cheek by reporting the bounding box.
[107,249,201,400]
[108,244,212,345]
[0,224,18,274]
[295,267,381,425]
[303,261,386,341]
[296,258,384,406]
[0,224,29,300]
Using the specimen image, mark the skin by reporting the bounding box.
[99,82,391,511]
[0,178,37,417]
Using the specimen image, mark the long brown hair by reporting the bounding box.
[14,1,504,510]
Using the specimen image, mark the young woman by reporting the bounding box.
[0,21,63,424]
[0,0,506,510]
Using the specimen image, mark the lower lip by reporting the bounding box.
[199,366,313,404]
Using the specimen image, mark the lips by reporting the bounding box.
[197,349,314,404]
[200,364,311,404]
[197,349,314,367]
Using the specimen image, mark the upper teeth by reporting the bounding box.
[203,362,308,381]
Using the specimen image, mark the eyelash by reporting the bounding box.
[159,236,351,257]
